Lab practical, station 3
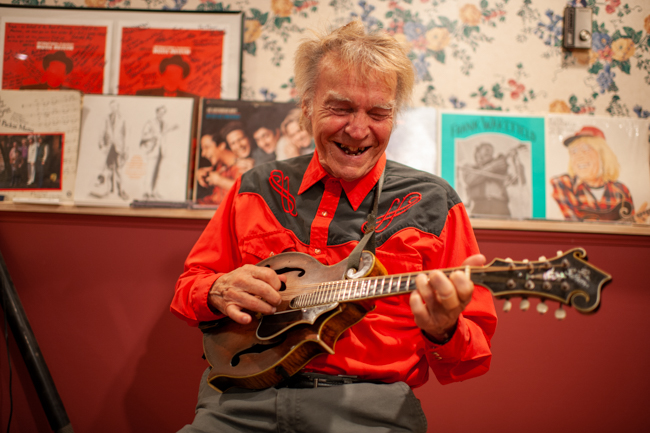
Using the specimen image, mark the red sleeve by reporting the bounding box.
[170,178,243,326]
[422,202,498,384]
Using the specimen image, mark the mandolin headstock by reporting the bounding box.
[471,248,611,319]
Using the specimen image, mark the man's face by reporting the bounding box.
[475,145,494,166]
[156,107,166,121]
[253,127,280,154]
[285,121,311,150]
[161,64,184,92]
[226,129,251,159]
[43,60,67,88]
[200,135,220,164]
[569,140,602,184]
[304,57,396,182]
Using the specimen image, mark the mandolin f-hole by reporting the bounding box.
[230,334,287,367]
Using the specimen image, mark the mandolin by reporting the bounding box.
[200,248,611,393]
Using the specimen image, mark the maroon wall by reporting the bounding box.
[0,211,648,433]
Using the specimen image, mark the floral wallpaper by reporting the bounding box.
[2,0,650,124]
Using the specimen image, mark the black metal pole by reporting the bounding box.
[0,249,73,433]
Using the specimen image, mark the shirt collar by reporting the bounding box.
[298,151,386,211]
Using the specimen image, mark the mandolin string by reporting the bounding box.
[279,264,563,300]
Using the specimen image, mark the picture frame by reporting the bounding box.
[74,94,195,207]
[545,114,650,224]
[0,4,243,100]
[0,90,81,204]
[439,111,546,220]
[194,99,310,207]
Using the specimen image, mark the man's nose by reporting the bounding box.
[344,112,370,141]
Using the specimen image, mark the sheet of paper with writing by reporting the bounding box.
[0,90,81,203]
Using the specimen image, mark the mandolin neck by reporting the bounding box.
[289,268,464,309]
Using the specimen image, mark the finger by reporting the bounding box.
[224,304,252,325]
[219,286,277,315]
[428,270,460,311]
[408,290,428,327]
[414,273,435,305]
[461,253,486,267]
[448,270,475,305]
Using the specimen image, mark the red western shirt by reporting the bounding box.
[172,152,497,388]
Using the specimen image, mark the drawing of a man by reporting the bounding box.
[140,105,178,199]
[93,100,128,200]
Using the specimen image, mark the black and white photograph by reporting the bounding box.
[455,134,532,219]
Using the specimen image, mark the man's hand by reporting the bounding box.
[209,265,285,325]
[409,254,486,342]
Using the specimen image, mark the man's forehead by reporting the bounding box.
[323,90,395,110]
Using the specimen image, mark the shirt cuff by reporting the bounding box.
[423,314,468,362]
[192,272,227,322]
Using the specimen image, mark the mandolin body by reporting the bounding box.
[201,251,385,393]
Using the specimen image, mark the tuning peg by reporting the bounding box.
[522,259,529,263]
[556,250,563,257]
[503,299,512,312]
[505,258,513,262]
[520,298,530,311]
[554,306,567,320]
[538,255,547,261]
[536,301,548,315]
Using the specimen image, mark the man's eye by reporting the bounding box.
[370,111,390,120]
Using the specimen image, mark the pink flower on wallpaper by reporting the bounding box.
[606,0,621,14]
[485,10,506,21]
[508,79,525,99]
[479,96,496,109]
[296,1,317,12]
[599,46,613,63]
[412,36,428,51]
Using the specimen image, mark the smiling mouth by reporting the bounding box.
[337,142,369,156]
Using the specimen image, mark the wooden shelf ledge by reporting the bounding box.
[1,202,649,236]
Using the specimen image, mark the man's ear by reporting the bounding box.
[301,100,313,135]
[301,100,311,121]
[217,141,227,151]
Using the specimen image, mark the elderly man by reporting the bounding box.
[173,21,496,433]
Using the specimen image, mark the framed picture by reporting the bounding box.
[194,99,310,207]
[0,14,112,93]
[0,90,81,203]
[546,114,650,224]
[0,5,243,99]
[74,94,194,207]
[439,111,546,220]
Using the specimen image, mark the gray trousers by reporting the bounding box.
[178,368,428,433]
